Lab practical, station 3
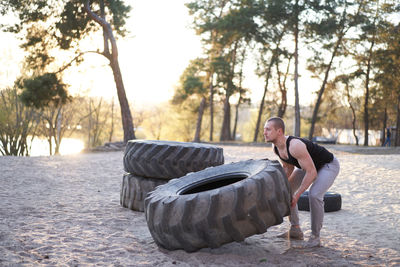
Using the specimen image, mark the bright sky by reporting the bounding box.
[59,1,207,108]
[113,1,205,107]
[0,1,315,109]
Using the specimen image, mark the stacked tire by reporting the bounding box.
[121,140,224,212]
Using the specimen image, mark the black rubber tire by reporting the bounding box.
[297,191,342,212]
[120,173,167,212]
[144,159,291,252]
[123,140,224,179]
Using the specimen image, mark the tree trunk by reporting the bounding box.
[381,107,387,146]
[308,35,343,140]
[232,99,240,141]
[209,73,214,141]
[293,0,301,137]
[276,55,291,118]
[109,97,114,142]
[220,95,231,141]
[88,100,92,147]
[363,8,378,147]
[350,103,359,146]
[54,107,62,155]
[109,46,135,143]
[363,40,374,146]
[343,72,359,147]
[85,0,135,143]
[47,120,53,156]
[194,97,206,142]
[253,31,285,142]
[395,94,400,147]
[233,47,246,141]
[363,81,369,146]
[277,90,287,118]
[48,138,53,156]
[220,41,239,142]
[253,58,273,142]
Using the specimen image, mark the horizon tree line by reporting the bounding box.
[1,0,400,156]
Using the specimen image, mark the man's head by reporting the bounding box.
[263,117,285,142]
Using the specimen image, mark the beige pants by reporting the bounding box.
[289,157,340,237]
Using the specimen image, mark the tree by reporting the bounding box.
[108,96,115,142]
[374,22,400,146]
[254,0,313,138]
[360,3,378,146]
[275,53,292,118]
[0,0,136,143]
[19,73,72,155]
[253,0,292,142]
[172,58,208,142]
[187,0,258,141]
[186,0,230,141]
[86,97,108,148]
[346,0,390,146]
[215,2,258,141]
[307,0,362,140]
[232,46,250,140]
[293,0,301,137]
[0,86,39,156]
[336,75,360,145]
[215,49,236,141]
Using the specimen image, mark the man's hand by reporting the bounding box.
[291,192,301,208]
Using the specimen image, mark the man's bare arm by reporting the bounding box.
[289,139,318,207]
[281,160,295,180]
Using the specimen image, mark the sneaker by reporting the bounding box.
[277,226,304,240]
[303,234,321,248]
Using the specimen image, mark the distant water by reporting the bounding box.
[30,137,85,156]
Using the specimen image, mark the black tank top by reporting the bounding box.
[274,136,334,170]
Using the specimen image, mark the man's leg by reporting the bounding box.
[288,168,306,227]
[306,157,340,247]
[278,168,305,239]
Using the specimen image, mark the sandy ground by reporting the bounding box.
[0,144,399,266]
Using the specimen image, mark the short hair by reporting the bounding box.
[267,117,285,133]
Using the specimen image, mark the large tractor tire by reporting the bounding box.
[123,140,224,179]
[144,159,291,252]
[120,174,167,212]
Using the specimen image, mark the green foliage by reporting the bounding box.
[1,0,131,35]
[374,23,400,94]
[19,73,70,109]
[21,24,55,70]
[1,0,136,143]
[106,0,131,36]
[0,87,38,156]
[1,0,132,69]
[212,56,234,93]
[215,3,260,44]
[56,1,92,49]
[173,58,207,104]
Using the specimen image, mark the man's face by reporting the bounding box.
[263,121,279,142]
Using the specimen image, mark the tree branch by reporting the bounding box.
[99,0,111,58]
[84,0,118,58]
[55,50,104,74]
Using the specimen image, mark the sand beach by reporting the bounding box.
[0,144,399,266]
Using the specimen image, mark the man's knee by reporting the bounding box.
[309,190,324,202]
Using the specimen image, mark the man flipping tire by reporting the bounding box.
[264,117,340,248]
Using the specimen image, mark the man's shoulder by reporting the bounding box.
[288,137,307,153]
[288,136,305,146]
